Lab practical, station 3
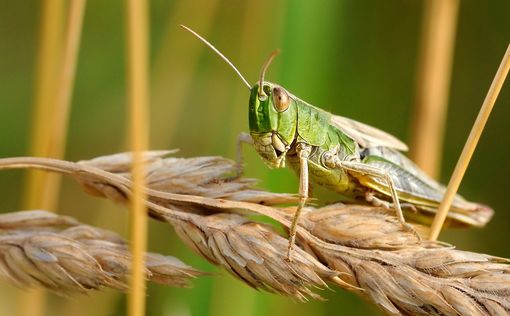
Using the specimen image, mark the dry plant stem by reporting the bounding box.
[23,0,65,213]
[0,210,202,293]
[429,44,510,241]
[43,2,86,314]
[410,0,459,179]
[125,0,150,314]
[20,1,65,315]
[0,154,509,315]
[50,0,86,161]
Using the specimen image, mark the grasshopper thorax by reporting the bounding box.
[249,82,297,168]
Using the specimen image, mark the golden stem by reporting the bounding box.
[22,0,64,211]
[52,3,87,316]
[19,0,66,315]
[410,0,460,179]
[125,0,150,315]
[50,0,87,160]
[429,44,510,241]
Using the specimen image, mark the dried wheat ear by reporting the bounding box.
[0,151,508,316]
[0,210,202,294]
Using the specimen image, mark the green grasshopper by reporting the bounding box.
[181,26,493,259]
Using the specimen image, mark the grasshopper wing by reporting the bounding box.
[349,147,493,227]
[330,115,408,151]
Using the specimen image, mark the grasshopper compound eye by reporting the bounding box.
[272,87,289,112]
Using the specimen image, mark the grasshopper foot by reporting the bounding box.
[285,251,294,262]
[401,203,418,213]
[401,221,422,241]
[285,236,296,262]
[234,162,244,178]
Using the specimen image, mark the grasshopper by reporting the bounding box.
[181,26,493,259]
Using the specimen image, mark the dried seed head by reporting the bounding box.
[0,210,202,294]
[303,204,429,249]
[0,210,78,229]
[303,205,510,315]
[78,151,297,206]
[173,213,336,301]
[1,153,509,315]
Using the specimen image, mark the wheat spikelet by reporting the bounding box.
[0,152,508,315]
[0,210,202,294]
[173,212,336,301]
[299,206,510,315]
[78,150,297,206]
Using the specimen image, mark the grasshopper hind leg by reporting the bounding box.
[337,160,422,240]
[365,191,418,213]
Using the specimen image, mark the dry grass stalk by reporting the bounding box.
[0,152,508,315]
[429,44,510,241]
[125,0,150,314]
[49,0,86,160]
[0,210,202,294]
[410,0,459,179]
[20,1,82,314]
[22,0,65,212]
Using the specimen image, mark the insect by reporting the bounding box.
[181,25,493,259]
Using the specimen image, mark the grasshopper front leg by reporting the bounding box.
[286,142,312,261]
[338,160,421,239]
[235,132,254,177]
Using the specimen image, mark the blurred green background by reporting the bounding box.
[0,0,509,315]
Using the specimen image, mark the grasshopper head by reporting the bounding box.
[248,82,297,168]
[179,27,298,168]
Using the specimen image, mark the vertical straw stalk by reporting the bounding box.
[50,0,87,161]
[22,0,64,211]
[410,0,460,179]
[429,44,510,240]
[53,2,88,315]
[125,0,150,315]
[20,0,85,315]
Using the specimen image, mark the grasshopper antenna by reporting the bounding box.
[180,25,251,90]
[258,49,280,98]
